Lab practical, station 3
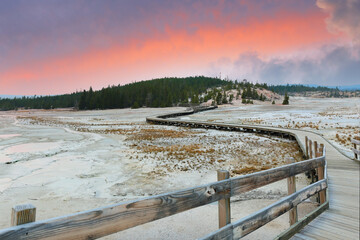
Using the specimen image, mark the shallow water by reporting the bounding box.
[0,134,21,139]
[5,142,60,154]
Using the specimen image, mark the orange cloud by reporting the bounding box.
[1,10,341,95]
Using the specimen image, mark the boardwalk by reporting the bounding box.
[148,107,360,239]
[288,129,360,240]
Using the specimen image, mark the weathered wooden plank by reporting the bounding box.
[200,224,233,240]
[217,170,231,228]
[317,213,360,230]
[202,180,327,240]
[231,157,325,195]
[312,217,360,233]
[11,204,36,226]
[275,201,329,240]
[316,152,326,204]
[287,157,298,226]
[0,180,230,240]
[300,224,346,239]
[320,144,324,156]
[291,233,314,240]
[309,140,313,159]
[351,139,360,145]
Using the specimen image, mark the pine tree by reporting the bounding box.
[229,94,234,103]
[282,92,289,105]
[216,92,223,105]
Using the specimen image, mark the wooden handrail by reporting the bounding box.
[200,179,327,240]
[0,157,325,240]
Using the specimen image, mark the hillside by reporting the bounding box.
[0,77,229,110]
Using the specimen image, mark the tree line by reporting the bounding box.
[0,76,230,110]
[269,84,335,94]
[1,77,310,111]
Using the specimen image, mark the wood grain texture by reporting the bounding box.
[231,157,325,195]
[316,152,326,204]
[287,157,298,226]
[11,204,36,226]
[217,170,231,228]
[0,181,230,240]
[200,224,233,240]
[305,136,309,158]
[309,140,313,159]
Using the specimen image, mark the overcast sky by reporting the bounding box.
[0,0,359,95]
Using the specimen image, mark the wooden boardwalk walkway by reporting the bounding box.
[147,107,359,239]
[288,129,359,240]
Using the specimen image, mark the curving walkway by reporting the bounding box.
[288,129,359,240]
[148,108,360,239]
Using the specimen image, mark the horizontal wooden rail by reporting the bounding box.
[200,179,327,240]
[0,157,324,240]
[351,139,360,145]
[352,148,360,156]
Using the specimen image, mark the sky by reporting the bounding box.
[0,0,359,95]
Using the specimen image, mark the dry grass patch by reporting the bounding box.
[127,128,199,141]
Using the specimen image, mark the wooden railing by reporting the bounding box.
[351,138,360,160]
[201,138,327,240]
[0,148,327,239]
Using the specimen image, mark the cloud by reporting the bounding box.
[317,0,360,44]
[210,45,360,86]
[0,1,321,69]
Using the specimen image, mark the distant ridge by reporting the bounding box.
[280,84,360,91]
[328,85,360,91]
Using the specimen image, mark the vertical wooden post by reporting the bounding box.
[314,141,318,157]
[305,136,309,158]
[319,144,324,156]
[11,204,36,226]
[217,170,231,228]
[353,142,358,159]
[287,157,298,225]
[316,151,326,204]
[309,140,313,159]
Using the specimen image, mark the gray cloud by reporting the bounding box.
[210,45,360,86]
[317,0,360,44]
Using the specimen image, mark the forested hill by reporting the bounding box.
[0,76,229,110]
[78,76,228,109]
